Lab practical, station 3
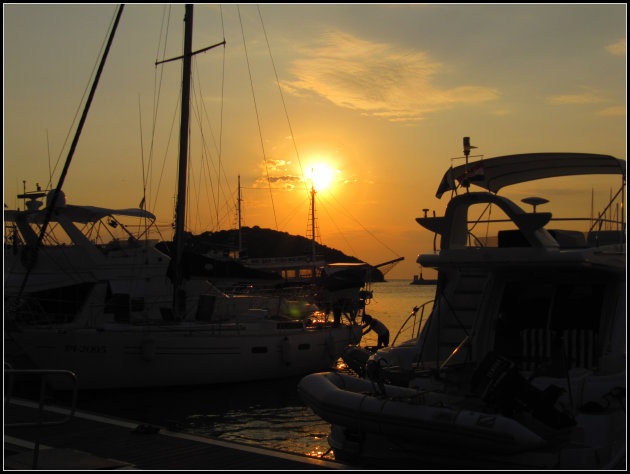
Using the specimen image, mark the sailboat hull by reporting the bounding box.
[10,323,362,390]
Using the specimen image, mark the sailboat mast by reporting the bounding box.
[311,183,317,277]
[238,175,243,255]
[156,4,225,317]
[172,4,194,317]
[17,4,124,298]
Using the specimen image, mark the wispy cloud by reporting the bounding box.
[547,88,606,105]
[597,106,626,117]
[253,159,303,190]
[282,32,499,122]
[547,87,624,117]
[605,38,626,56]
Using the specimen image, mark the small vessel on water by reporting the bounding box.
[4,5,362,390]
[299,139,626,469]
[410,266,437,285]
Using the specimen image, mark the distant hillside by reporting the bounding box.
[186,226,385,281]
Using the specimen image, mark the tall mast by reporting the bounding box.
[155,5,226,317]
[172,4,194,318]
[238,175,243,255]
[310,182,317,277]
[18,4,124,298]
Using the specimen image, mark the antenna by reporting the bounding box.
[238,175,243,255]
[462,137,477,190]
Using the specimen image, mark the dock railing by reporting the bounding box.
[4,365,78,469]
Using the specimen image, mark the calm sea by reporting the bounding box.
[71,280,437,462]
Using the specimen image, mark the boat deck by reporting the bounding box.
[4,398,347,470]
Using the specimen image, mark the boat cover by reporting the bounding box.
[436,153,626,198]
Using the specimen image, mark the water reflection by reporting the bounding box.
[67,281,436,461]
[185,405,334,459]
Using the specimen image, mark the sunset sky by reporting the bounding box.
[4,4,626,279]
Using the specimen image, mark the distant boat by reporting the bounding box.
[299,138,626,469]
[410,269,437,285]
[198,178,403,320]
[4,5,362,390]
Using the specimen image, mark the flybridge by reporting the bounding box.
[436,151,626,198]
[420,138,626,252]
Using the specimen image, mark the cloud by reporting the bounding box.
[547,89,606,105]
[597,106,626,116]
[282,32,499,122]
[491,109,512,116]
[252,158,303,190]
[605,38,626,56]
[254,175,301,191]
[265,159,292,173]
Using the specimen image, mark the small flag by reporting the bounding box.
[436,168,455,198]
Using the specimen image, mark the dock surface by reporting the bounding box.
[5,398,347,470]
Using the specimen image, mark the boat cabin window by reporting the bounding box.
[299,268,316,279]
[494,276,605,372]
[12,283,94,324]
[283,269,298,280]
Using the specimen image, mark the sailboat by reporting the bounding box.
[4,4,362,390]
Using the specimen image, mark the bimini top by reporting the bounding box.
[6,189,156,223]
[435,153,626,198]
[5,205,155,224]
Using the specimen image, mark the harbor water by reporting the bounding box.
[54,280,437,461]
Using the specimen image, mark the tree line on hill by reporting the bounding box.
[184,226,385,281]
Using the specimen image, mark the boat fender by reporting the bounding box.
[281,337,292,366]
[142,337,156,361]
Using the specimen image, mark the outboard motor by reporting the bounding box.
[341,346,373,377]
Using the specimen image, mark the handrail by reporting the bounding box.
[391,300,434,347]
[4,367,78,469]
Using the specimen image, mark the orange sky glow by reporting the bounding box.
[4,4,626,279]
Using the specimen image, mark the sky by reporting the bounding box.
[4,3,627,279]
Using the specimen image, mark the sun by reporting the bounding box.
[307,163,336,192]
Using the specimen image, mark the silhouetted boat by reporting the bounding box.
[410,267,437,285]
[4,5,362,390]
[299,139,626,469]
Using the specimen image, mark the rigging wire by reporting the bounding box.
[317,194,359,257]
[188,70,215,232]
[256,5,309,197]
[190,54,233,232]
[321,191,402,259]
[237,5,279,231]
[151,5,232,235]
[137,94,147,209]
[215,4,228,228]
[254,5,402,262]
[149,4,175,215]
[45,6,123,191]
[18,4,125,298]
